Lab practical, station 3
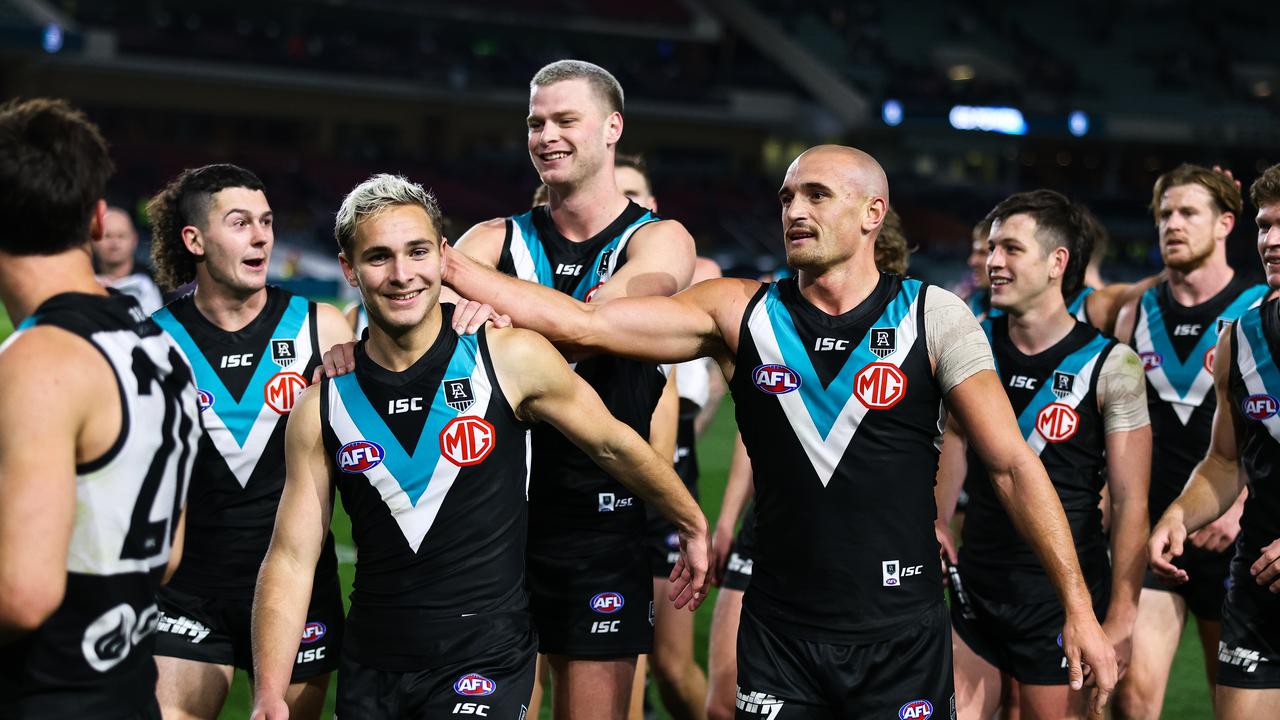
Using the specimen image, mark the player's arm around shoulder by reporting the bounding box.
[251,383,331,713]
[453,217,507,267]
[588,218,696,303]
[0,326,115,635]
[1110,276,1160,344]
[487,325,710,607]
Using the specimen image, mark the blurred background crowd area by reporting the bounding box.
[3,0,1278,296]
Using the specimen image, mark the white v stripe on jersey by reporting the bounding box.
[1234,321,1280,444]
[748,292,922,488]
[200,320,315,487]
[328,352,498,553]
[508,220,539,283]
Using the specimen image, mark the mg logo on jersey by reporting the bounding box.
[1140,351,1163,371]
[264,371,308,414]
[899,700,933,720]
[197,389,214,412]
[1036,402,1080,443]
[439,416,496,467]
[855,363,908,409]
[591,592,625,614]
[753,364,801,395]
[301,622,326,644]
[337,440,384,473]
[1243,394,1279,420]
[453,673,496,696]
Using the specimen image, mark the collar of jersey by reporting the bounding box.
[1141,285,1265,395]
[152,294,307,447]
[515,208,656,299]
[332,334,478,505]
[764,278,920,440]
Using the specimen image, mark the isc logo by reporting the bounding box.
[388,397,424,415]
[753,364,800,394]
[337,440,384,473]
[1008,375,1037,389]
[591,592,625,614]
[1036,402,1079,443]
[454,673,496,697]
[899,699,933,719]
[300,622,326,644]
[1242,393,1279,420]
[197,389,214,412]
[295,646,326,664]
[813,337,849,351]
[1140,351,1163,371]
[1173,323,1202,336]
[439,416,496,467]
[555,263,583,276]
[591,620,621,634]
[451,703,490,716]
[855,363,907,409]
[220,353,254,368]
[264,371,308,414]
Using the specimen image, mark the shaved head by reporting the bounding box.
[778,145,891,273]
[787,145,889,205]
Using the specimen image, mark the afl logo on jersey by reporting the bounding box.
[300,622,326,644]
[197,389,215,412]
[591,592,626,614]
[1242,393,1279,420]
[753,364,801,394]
[1139,351,1163,371]
[855,362,907,410]
[337,440,384,473]
[454,673,496,697]
[1036,402,1080,443]
[439,416,496,467]
[899,700,933,719]
[264,371,308,415]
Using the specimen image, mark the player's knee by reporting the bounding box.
[1113,674,1161,720]
[649,649,691,688]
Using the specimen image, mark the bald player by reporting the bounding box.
[442,145,1119,718]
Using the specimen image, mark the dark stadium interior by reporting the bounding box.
[4,0,1277,293]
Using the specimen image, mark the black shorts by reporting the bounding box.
[721,506,757,592]
[1141,543,1231,621]
[949,569,1110,685]
[527,539,653,657]
[735,604,953,719]
[154,572,343,681]
[1217,588,1280,689]
[337,627,537,719]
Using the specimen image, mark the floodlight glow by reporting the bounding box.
[42,24,63,53]
[882,99,904,127]
[1068,111,1089,137]
[948,105,1027,136]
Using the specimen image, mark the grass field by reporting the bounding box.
[0,302,1210,719]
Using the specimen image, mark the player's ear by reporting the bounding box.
[1216,210,1235,241]
[338,253,359,289]
[181,224,204,257]
[604,111,623,146]
[87,199,107,243]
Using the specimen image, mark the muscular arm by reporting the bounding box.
[317,302,355,350]
[1096,346,1152,661]
[488,327,710,607]
[585,220,695,303]
[445,245,746,367]
[251,386,332,710]
[1151,329,1247,581]
[0,329,106,639]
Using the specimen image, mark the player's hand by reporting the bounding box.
[451,298,511,335]
[1212,165,1242,191]
[935,520,957,583]
[1101,615,1135,680]
[313,341,358,383]
[1251,537,1280,593]
[1148,513,1190,584]
[1188,504,1241,552]
[669,520,711,611]
[1062,610,1118,715]
[249,697,289,720]
[708,520,735,587]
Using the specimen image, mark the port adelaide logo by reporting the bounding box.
[443,377,475,413]
[869,327,896,358]
[269,338,297,367]
[1051,371,1075,399]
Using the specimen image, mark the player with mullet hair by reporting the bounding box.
[440,144,1119,718]
[250,174,708,720]
[1149,162,1280,719]
[147,164,353,719]
[449,59,698,719]
[0,98,200,719]
[937,190,1151,720]
[1113,164,1268,719]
